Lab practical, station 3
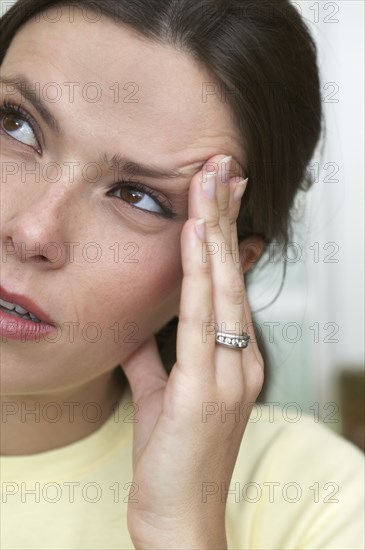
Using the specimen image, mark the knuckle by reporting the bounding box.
[229,209,239,224]
[205,214,220,233]
[178,307,215,328]
[198,259,212,275]
[219,200,230,217]
[227,275,245,306]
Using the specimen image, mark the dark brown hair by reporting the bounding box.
[0,0,323,399]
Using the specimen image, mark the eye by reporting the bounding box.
[112,183,162,213]
[0,101,40,152]
[107,181,177,219]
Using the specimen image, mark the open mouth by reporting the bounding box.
[0,298,42,323]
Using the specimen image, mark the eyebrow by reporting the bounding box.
[101,153,204,180]
[0,74,61,133]
[1,74,205,181]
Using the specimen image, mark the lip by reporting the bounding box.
[0,309,57,341]
[0,285,56,326]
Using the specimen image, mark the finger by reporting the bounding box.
[189,154,232,242]
[121,337,168,465]
[189,155,245,271]
[226,175,263,368]
[192,169,244,324]
[187,160,263,388]
[206,155,241,263]
[229,177,249,274]
[240,280,265,370]
[195,166,262,380]
[175,217,216,384]
[189,169,248,377]
[122,336,168,403]
[215,155,233,246]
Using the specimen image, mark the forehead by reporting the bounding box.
[2,8,243,166]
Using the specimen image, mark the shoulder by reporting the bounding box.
[225,404,364,549]
[237,403,364,475]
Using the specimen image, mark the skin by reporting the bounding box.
[0,8,265,548]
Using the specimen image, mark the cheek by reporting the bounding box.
[0,228,184,394]
[85,229,184,327]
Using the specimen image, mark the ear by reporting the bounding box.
[238,235,265,274]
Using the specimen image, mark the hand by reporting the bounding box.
[122,154,264,549]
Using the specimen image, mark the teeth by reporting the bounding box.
[15,304,28,315]
[0,298,41,323]
[29,313,41,322]
[0,298,16,310]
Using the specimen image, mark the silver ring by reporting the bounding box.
[215,331,250,349]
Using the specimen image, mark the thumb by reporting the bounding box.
[121,336,168,403]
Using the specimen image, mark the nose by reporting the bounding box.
[1,171,77,269]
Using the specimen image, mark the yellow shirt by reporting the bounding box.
[1,387,364,550]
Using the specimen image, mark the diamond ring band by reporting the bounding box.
[215,331,250,350]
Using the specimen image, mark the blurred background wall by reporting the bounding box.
[1,0,364,449]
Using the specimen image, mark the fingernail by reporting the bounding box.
[202,172,217,199]
[233,178,248,202]
[195,218,206,241]
[219,155,232,184]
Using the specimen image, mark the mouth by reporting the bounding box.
[0,286,56,326]
[0,298,42,322]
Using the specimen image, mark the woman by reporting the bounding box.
[0,0,363,548]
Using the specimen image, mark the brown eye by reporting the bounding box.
[0,104,40,151]
[108,182,165,215]
[120,188,145,205]
[3,114,23,132]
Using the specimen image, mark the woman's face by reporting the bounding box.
[0,8,243,395]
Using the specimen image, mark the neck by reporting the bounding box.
[0,368,126,456]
